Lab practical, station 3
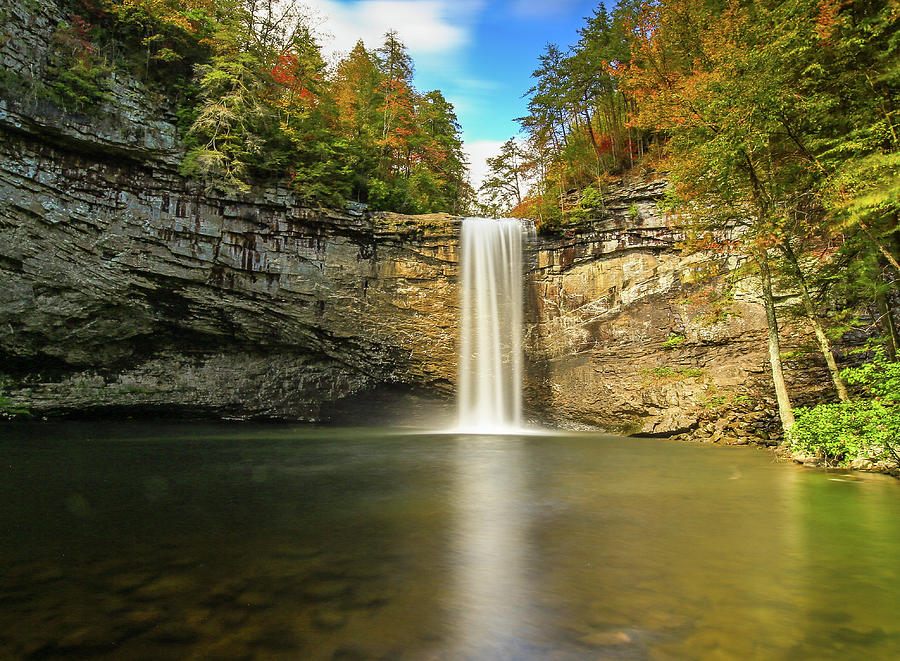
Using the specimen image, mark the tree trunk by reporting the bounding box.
[875,288,899,360]
[779,243,849,401]
[858,216,900,272]
[758,251,796,433]
[582,106,602,163]
[875,252,899,360]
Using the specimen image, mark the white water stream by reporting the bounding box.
[457,217,525,433]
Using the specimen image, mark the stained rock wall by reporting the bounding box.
[0,127,822,431]
[0,133,461,419]
[1,0,464,420]
[523,179,839,439]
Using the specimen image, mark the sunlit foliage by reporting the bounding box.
[38,0,471,212]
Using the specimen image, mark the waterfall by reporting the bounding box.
[457,217,524,433]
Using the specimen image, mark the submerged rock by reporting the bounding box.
[311,607,349,631]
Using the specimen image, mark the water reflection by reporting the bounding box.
[450,434,532,659]
[788,471,900,658]
[2,425,900,660]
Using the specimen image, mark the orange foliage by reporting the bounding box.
[814,0,845,45]
[509,196,541,219]
[270,52,299,86]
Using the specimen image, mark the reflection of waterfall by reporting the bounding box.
[450,435,531,658]
[458,218,524,433]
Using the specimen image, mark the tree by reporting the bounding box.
[181,49,273,192]
[622,0,805,428]
[479,138,529,215]
[56,0,473,212]
[331,40,382,199]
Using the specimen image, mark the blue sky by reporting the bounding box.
[305,0,600,186]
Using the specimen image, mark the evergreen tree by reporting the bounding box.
[479,138,529,215]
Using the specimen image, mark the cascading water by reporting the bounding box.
[457,217,524,433]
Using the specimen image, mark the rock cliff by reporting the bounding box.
[523,177,848,440]
[0,130,461,420]
[1,0,462,420]
[1,0,837,433]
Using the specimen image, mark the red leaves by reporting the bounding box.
[509,194,548,220]
[270,52,319,111]
[270,52,299,86]
[298,86,316,107]
[596,134,613,154]
[692,235,741,253]
[53,14,97,59]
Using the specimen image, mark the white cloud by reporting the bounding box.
[463,139,505,190]
[305,0,481,60]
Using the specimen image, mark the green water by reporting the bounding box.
[1,423,899,660]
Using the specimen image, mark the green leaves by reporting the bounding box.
[789,350,900,467]
[790,400,900,468]
[479,138,527,214]
[45,2,471,212]
[45,19,113,110]
[841,349,900,403]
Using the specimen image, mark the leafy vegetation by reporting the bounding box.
[662,334,684,350]
[642,365,704,383]
[480,2,652,226]
[25,0,472,212]
[0,378,31,419]
[46,16,113,110]
[789,351,900,468]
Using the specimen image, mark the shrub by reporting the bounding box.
[663,334,685,350]
[0,377,31,419]
[788,350,900,468]
[790,401,900,467]
[46,18,112,110]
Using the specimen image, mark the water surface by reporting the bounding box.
[2,423,899,660]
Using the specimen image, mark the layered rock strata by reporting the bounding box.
[0,132,461,420]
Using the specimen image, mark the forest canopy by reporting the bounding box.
[41,0,473,214]
[484,0,898,239]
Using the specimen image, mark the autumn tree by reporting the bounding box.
[617,0,900,430]
[621,0,801,429]
[30,1,473,212]
[331,40,382,199]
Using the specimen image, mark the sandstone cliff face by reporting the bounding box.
[1,0,834,431]
[524,182,771,438]
[523,179,842,439]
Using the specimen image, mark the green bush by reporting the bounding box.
[788,351,900,468]
[790,401,900,467]
[663,334,685,350]
[643,365,704,381]
[842,350,900,403]
[0,377,31,419]
[46,19,112,110]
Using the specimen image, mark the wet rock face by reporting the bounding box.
[0,130,460,420]
[0,0,462,420]
[0,118,791,427]
[1,118,815,429]
[0,0,181,165]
